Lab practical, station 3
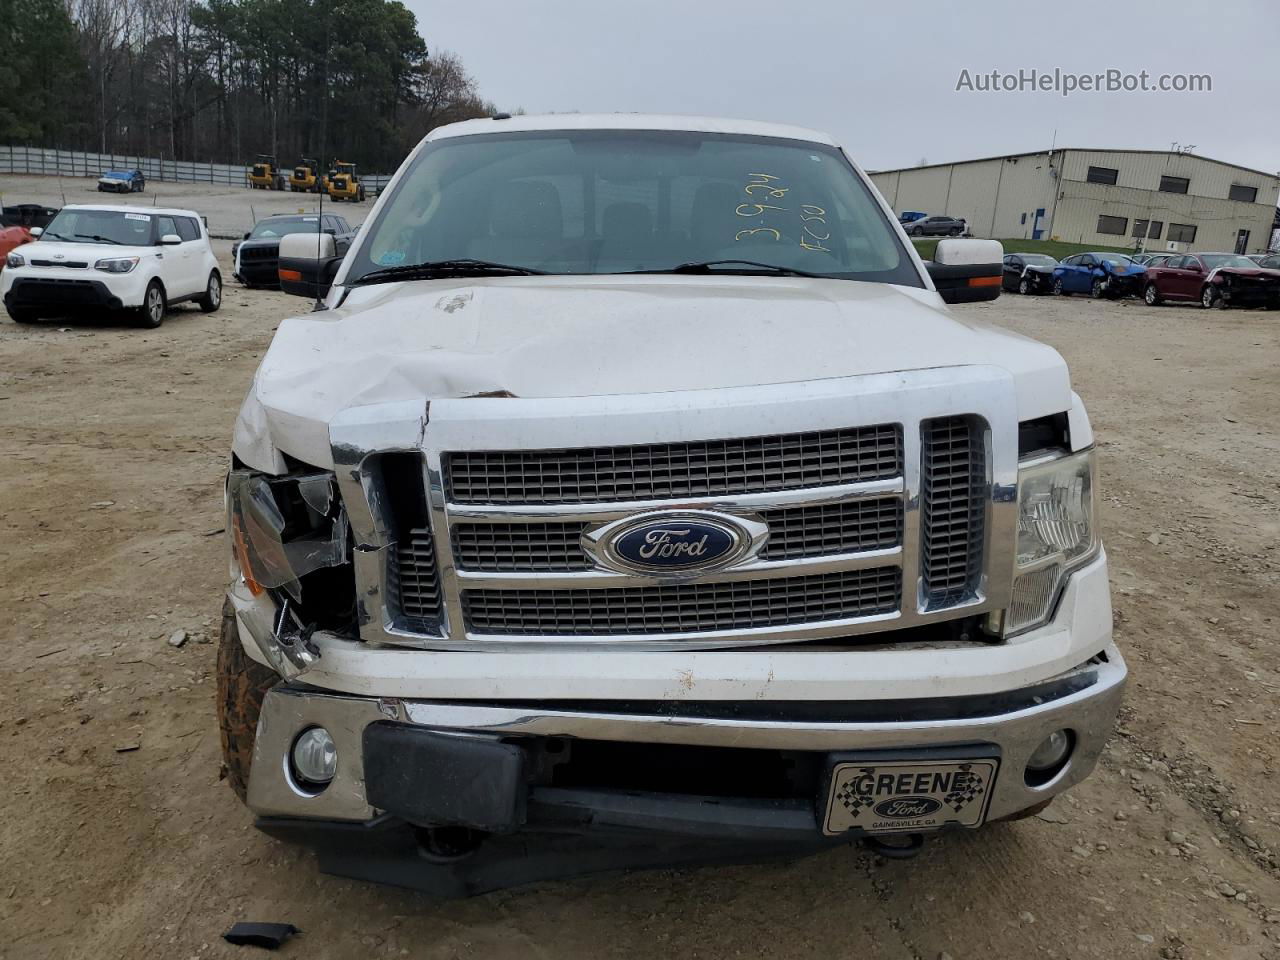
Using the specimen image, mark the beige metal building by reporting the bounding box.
[870,149,1279,254]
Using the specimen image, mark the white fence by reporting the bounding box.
[0,145,392,192]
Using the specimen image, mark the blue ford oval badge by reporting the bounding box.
[583,512,764,574]
[614,520,735,569]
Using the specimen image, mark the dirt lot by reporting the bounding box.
[2,175,1279,958]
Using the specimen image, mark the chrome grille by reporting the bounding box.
[445,424,902,504]
[447,497,904,573]
[462,568,901,636]
[452,522,586,571]
[920,416,986,608]
[390,527,442,621]
[759,498,902,560]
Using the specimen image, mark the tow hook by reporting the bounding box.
[862,833,926,860]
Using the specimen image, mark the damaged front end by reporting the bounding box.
[226,464,357,678]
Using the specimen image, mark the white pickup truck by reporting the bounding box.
[220,114,1123,895]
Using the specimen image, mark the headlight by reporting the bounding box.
[95,256,140,274]
[5,251,24,268]
[1005,448,1098,635]
[226,468,349,598]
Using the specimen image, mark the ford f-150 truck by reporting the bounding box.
[219,114,1124,896]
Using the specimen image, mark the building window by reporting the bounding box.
[1086,166,1119,185]
[1097,214,1128,236]
[1228,183,1258,203]
[1168,223,1197,243]
[1132,219,1163,240]
[1159,175,1190,194]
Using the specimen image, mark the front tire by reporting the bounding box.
[1201,285,1222,309]
[1053,277,1067,296]
[1018,277,1031,295]
[1090,278,1107,299]
[910,226,923,236]
[216,599,279,803]
[1144,282,1162,306]
[198,270,222,313]
[137,279,166,328]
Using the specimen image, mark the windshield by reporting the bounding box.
[1200,254,1256,269]
[41,209,154,245]
[250,218,321,239]
[1099,254,1134,266]
[1021,254,1057,266]
[346,129,920,286]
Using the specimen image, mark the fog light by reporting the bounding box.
[291,727,337,789]
[1027,729,1072,771]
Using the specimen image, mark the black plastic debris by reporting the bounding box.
[223,922,299,949]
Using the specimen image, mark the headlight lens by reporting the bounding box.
[5,251,24,268]
[1006,448,1098,635]
[226,469,349,598]
[95,256,140,274]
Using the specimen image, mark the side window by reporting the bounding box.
[1080,255,1095,267]
[176,218,200,242]
[155,216,178,240]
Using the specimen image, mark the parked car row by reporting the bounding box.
[1002,249,1280,308]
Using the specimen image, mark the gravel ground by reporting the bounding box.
[2,173,1280,959]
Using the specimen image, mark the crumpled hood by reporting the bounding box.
[235,275,1071,471]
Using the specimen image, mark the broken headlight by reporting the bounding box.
[1005,448,1099,636]
[227,467,352,618]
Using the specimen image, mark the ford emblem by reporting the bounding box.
[582,511,766,575]
[872,796,943,819]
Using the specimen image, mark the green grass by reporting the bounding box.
[911,237,1138,261]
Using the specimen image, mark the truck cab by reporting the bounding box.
[221,114,1123,896]
[248,154,285,191]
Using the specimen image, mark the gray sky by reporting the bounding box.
[410,0,1278,175]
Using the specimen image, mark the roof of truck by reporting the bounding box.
[427,113,838,147]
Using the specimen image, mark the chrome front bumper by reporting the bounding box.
[246,643,1126,828]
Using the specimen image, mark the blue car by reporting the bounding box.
[1052,251,1146,299]
[97,169,146,194]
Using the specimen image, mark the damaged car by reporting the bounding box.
[218,113,1124,896]
[1002,252,1058,294]
[97,168,146,194]
[1052,252,1145,299]
[1141,252,1280,309]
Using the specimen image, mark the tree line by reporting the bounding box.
[0,0,496,171]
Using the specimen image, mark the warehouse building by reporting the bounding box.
[870,148,1279,254]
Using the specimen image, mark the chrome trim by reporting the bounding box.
[454,546,903,590]
[244,646,1127,824]
[446,477,906,523]
[331,368,1021,651]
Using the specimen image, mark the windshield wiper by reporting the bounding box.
[350,259,546,286]
[621,259,824,278]
[73,233,123,245]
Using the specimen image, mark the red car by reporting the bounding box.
[1142,252,1280,309]
[0,205,59,272]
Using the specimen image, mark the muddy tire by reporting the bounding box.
[216,599,279,803]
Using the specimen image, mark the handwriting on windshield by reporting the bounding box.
[733,174,831,252]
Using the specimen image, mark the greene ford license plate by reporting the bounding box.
[823,758,998,836]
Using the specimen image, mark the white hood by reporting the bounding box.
[235,275,1071,471]
[22,239,154,260]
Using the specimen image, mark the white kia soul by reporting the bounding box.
[1,204,222,327]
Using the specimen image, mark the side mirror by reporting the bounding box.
[278,232,343,299]
[926,238,1003,303]
[29,227,43,238]
[243,231,251,240]
[160,234,181,245]
[323,228,336,236]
